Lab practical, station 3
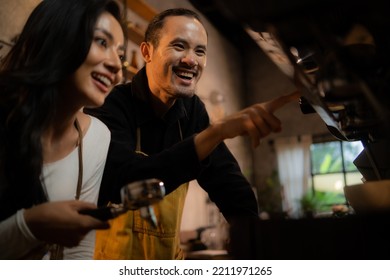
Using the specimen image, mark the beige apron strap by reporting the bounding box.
[136,127,141,152]
[94,122,187,260]
[50,118,84,260]
[178,121,183,141]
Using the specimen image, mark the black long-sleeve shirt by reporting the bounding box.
[85,67,258,221]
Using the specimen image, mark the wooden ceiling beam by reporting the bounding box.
[125,0,157,21]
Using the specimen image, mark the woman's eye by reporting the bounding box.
[95,37,107,48]
[119,55,125,62]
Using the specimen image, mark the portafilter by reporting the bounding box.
[79,178,165,227]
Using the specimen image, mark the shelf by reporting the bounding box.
[122,60,138,81]
[125,0,157,21]
[124,0,157,47]
[126,21,144,45]
[122,0,156,81]
[126,65,138,75]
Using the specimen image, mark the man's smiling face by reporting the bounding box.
[145,15,208,102]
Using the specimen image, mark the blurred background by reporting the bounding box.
[3,0,385,256]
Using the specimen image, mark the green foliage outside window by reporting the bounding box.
[308,140,364,209]
[300,190,344,214]
[311,141,363,175]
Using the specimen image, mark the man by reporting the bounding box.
[86,8,295,259]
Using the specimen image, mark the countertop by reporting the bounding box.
[229,213,390,259]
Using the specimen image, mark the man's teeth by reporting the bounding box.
[177,71,194,79]
[92,73,112,86]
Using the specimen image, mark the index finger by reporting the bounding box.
[262,90,301,113]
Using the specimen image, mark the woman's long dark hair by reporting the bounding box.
[0,0,123,220]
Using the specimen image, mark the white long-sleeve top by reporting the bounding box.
[0,116,110,259]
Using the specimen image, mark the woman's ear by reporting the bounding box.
[140,42,152,63]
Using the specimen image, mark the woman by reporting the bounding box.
[0,0,125,259]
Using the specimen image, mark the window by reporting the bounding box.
[309,139,364,209]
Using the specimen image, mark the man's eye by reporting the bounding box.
[173,43,185,50]
[196,49,206,56]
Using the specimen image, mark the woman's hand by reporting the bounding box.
[24,200,109,247]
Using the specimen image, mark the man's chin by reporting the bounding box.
[174,87,196,99]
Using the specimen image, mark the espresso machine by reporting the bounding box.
[210,0,390,180]
[190,0,390,259]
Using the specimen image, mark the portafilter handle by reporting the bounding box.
[121,178,165,227]
[79,178,165,224]
[78,203,127,220]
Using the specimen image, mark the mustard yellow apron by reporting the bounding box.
[94,127,189,260]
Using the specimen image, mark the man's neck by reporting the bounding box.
[149,91,176,118]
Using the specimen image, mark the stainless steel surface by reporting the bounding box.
[80,178,165,227]
[121,178,165,227]
[121,178,165,209]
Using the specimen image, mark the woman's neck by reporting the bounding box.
[41,110,89,163]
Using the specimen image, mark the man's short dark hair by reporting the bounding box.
[144,8,205,47]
